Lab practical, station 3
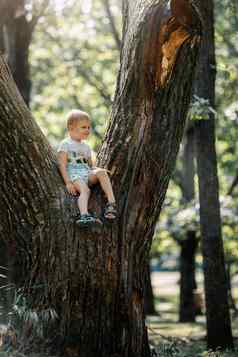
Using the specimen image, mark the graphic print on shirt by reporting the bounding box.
[67,151,89,166]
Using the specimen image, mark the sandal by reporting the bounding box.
[103,202,117,220]
[75,213,98,226]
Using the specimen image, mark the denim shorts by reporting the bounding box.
[67,163,91,184]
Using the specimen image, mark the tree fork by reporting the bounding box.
[0,1,202,356]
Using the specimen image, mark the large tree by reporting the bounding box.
[194,0,233,350]
[0,0,50,319]
[0,0,201,356]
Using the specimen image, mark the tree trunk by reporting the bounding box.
[179,230,198,322]
[194,0,233,350]
[177,129,197,324]
[0,4,42,320]
[0,5,33,317]
[178,126,198,322]
[182,127,195,202]
[0,1,201,356]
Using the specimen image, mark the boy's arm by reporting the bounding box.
[58,151,77,195]
[58,151,71,184]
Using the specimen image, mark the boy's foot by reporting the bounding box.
[103,202,117,221]
[75,213,100,226]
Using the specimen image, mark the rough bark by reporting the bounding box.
[194,0,234,350]
[0,2,47,313]
[0,1,201,356]
[0,240,10,323]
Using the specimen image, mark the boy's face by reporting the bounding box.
[69,119,91,141]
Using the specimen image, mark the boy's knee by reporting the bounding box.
[74,180,89,191]
[77,182,90,195]
[83,185,90,195]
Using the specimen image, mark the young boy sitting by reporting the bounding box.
[57,109,117,225]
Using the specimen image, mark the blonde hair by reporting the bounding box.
[66,109,90,130]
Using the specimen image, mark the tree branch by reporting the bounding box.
[102,0,121,51]
[74,64,113,106]
[0,0,25,25]
[221,32,238,57]
[227,174,238,196]
[29,0,50,32]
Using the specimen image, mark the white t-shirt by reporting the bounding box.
[57,137,92,165]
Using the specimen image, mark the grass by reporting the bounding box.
[146,292,238,357]
[1,290,238,356]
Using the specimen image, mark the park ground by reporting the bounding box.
[0,271,238,356]
[146,271,238,356]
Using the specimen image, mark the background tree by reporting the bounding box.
[0,0,50,105]
[194,0,233,349]
[177,125,198,322]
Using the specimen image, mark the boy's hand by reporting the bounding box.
[66,182,77,195]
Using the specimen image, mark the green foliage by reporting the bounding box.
[215,0,238,181]
[151,337,238,357]
[30,0,121,149]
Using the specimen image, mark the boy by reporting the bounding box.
[57,109,117,225]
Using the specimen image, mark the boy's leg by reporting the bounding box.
[73,179,90,215]
[88,168,115,204]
